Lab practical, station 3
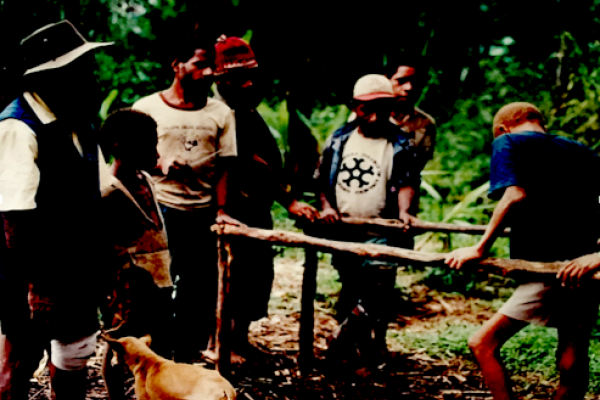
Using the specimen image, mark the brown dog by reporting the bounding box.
[103,335,236,400]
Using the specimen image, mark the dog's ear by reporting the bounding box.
[140,334,152,348]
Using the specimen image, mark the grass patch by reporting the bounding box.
[388,322,478,358]
[389,321,600,396]
[268,212,600,395]
[315,256,341,309]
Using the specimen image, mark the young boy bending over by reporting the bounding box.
[445,102,600,400]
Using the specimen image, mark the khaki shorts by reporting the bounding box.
[499,281,600,328]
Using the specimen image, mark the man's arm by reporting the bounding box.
[2,210,38,254]
[0,120,40,272]
[215,157,243,226]
[398,186,419,227]
[315,137,339,225]
[0,211,38,281]
[251,152,320,223]
[445,185,526,269]
[287,199,319,222]
[319,191,339,225]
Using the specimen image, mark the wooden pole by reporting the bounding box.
[215,233,232,376]
[341,217,511,236]
[213,224,597,279]
[299,247,318,372]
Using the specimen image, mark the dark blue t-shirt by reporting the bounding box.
[489,131,600,262]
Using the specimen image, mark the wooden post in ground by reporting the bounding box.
[299,247,318,372]
[215,233,232,377]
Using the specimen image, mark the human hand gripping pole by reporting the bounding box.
[557,253,600,289]
[287,200,320,223]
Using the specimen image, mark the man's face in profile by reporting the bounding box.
[176,49,214,98]
[390,66,417,108]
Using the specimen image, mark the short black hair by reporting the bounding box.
[384,53,425,77]
[164,18,217,64]
[171,33,216,64]
[100,108,157,157]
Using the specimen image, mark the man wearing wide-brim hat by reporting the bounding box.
[0,20,112,400]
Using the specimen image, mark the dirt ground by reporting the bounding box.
[27,259,559,400]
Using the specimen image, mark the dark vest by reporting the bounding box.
[0,96,102,275]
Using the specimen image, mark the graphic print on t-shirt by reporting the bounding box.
[335,130,393,219]
[132,94,237,210]
[337,153,382,194]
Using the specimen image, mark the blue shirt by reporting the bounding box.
[490,131,600,262]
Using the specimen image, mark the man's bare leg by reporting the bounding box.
[49,363,87,400]
[554,323,594,400]
[0,333,43,400]
[203,320,250,365]
[101,348,125,400]
[468,313,528,400]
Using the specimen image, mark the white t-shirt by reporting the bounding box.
[335,129,394,218]
[133,94,237,210]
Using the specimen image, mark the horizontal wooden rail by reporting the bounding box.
[213,224,598,279]
[341,217,511,236]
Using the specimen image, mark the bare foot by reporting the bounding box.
[201,349,218,362]
[230,351,246,365]
[354,366,372,378]
[201,349,247,365]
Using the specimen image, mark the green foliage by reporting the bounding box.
[301,105,350,150]
[422,266,515,299]
[315,259,341,307]
[257,100,350,155]
[548,33,600,149]
[241,29,253,43]
[501,326,558,377]
[257,100,289,155]
[99,89,119,120]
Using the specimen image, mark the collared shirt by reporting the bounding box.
[317,121,418,219]
[392,107,436,170]
[0,92,111,211]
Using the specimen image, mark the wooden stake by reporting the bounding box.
[299,247,318,371]
[215,233,232,376]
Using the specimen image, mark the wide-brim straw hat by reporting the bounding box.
[21,20,113,75]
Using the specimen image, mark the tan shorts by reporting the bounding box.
[499,281,600,328]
